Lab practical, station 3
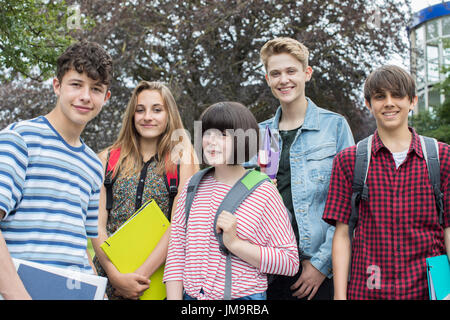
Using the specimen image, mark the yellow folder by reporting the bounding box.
[100,199,170,300]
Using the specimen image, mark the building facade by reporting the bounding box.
[409,2,450,114]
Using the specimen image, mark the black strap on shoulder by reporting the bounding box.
[419,136,443,225]
[104,151,116,212]
[184,168,271,246]
[134,157,155,212]
[349,135,372,242]
[164,162,180,219]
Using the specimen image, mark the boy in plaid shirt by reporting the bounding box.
[323,65,450,299]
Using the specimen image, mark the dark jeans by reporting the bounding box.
[267,263,334,300]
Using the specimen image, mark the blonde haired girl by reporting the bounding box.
[92,81,198,299]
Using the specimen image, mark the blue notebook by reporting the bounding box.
[426,255,450,300]
[17,264,98,300]
[0,258,108,300]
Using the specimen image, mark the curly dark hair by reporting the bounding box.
[56,40,113,87]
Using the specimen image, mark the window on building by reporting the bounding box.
[416,59,426,86]
[428,87,441,110]
[417,91,426,113]
[443,16,450,36]
[444,38,450,68]
[427,42,440,82]
[410,14,450,113]
[445,46,450,67]
[415,26,425,54]
[427,19,439,40]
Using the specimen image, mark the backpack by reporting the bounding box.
[103,147,179,218]
[184,167,273,300]
[349,135,444,242]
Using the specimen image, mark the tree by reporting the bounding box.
[0,0,78,81]
[411,66,450,144]
[0,0,411,151]
[0,80,55,123]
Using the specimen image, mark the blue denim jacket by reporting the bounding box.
[248,98,354,277]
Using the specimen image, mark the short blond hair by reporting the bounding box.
[260,37,309,71]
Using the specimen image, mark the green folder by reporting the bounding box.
[426,254,450,300]
[101,199,170,300]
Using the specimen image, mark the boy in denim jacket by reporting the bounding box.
[254,37,354,300]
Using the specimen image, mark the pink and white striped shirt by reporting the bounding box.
[163,173,299,300]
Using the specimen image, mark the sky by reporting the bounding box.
[411,0,442,13]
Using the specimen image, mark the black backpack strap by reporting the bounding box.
[134,158,155,212]
[104,148,122,212]
[419,136,443,225]
[349,135,372,242]
[165,162,180,219]
[104,151,115,212]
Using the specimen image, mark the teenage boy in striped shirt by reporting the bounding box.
[323,65,450,299]
[0,40,112,299]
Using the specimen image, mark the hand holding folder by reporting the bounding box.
[101,199,170,300]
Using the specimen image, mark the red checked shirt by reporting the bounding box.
[323,128,449,300]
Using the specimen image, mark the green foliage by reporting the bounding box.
[411,66,450,144]
[0,0,73,81]
[412,110,450,144]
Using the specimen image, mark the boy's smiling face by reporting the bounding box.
[265,53,312,108]
[53,69,110,129]
[365,90,417,133]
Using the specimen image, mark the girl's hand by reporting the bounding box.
[215,210,262,269]
[109,272,150,300]
[215,210,238,250]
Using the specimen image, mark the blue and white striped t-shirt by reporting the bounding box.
[0,116,103,273]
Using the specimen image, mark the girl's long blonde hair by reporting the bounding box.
[109,81,187,177]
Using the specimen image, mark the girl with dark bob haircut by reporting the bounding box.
[164,101,299,300]
[200,101,260,165]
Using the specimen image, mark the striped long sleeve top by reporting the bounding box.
[163,173,299,300]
